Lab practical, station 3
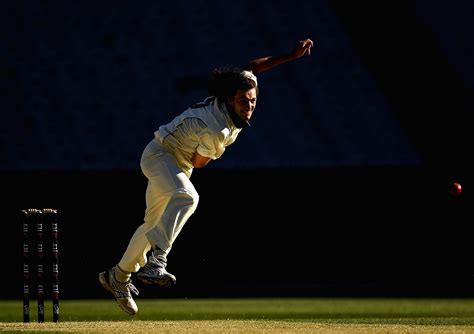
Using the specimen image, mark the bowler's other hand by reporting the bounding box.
[292,38,314,58]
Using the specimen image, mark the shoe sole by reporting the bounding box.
[99,271,137,315]
[136,274,176,287]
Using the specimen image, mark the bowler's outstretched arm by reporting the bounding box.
[244,38,314,74]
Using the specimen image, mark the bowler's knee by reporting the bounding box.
[174,188,199,212]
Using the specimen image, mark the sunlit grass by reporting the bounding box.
[2,298,474,333]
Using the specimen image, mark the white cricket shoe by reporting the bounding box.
[99,268,139,315]
[136,254,176,287]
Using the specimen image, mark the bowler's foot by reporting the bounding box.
[136,256,176,287]
[99,268,139,315]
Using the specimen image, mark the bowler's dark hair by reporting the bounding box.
[208,66,259,101]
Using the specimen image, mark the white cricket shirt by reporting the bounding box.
[154,97,242,174]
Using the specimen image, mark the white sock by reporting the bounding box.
[114,265,131,283]
[152,247,167,266]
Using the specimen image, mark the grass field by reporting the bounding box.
[1,298,474,333]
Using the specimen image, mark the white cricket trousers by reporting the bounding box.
[118,139,199,273]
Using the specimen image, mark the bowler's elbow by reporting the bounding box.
[191,152,212,168]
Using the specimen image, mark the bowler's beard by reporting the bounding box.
[227,102,250,128]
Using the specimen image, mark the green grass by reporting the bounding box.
[2,298,474,333]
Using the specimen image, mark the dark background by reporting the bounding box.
[1,0,472,299]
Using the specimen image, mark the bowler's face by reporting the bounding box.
[228,88,257,122]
